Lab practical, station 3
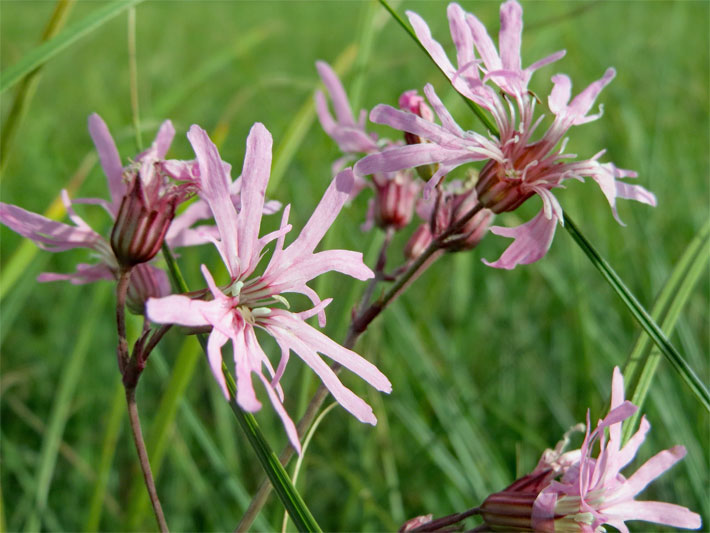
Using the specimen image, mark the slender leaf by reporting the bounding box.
[563,213,710,411]
[622,220,710,442]
[84,380,125,532]
[161,246,321,532]
[1,0,144,94]
[378,0,709,412]
[24,285,110,532]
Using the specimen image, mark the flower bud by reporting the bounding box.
[443,191,494,252]
[126,264,172,315]
[373,171,419,230]
[110,176,177,267]
[404,223,432,260]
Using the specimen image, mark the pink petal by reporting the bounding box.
[447,3,476,78]
[237,123,272,277]
[316,60,355,126]
[567,68,616,126]
[466,12,501,73]
[267,320,379,425]
[231,323,262,412]
[549,74,572,115]
[88,113,125,214]
[603,500,702,530]
[499,0,522,73]
[406,10,456,79]
[0,202,102,252]
[146,294,216,328]
[423,84,464,135]
[187,125,241,277]
[618,445,687,500]
[482,209,559,269]
[277,169,353,264]
[207,328,230,399]
[37,263,115,284]
[153,120,175,159]
[255,371,301,454]
[270,311,392,394]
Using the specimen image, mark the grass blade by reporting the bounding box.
[563,213,710,411]
[0,0,76,175]
[24,285,110,532]
[161,246,321,532]
[1,0,144,94]
[378,0,709,413]
[622,220,710,442]
[84,380,125,532]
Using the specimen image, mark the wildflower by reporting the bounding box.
[355,1,656,269]
[315,60,379,172]
[0,114,187,290]
[146,123,392,452]
[480,367,702,532]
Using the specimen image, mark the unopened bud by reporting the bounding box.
[444,192,494,252]
[404,223,433,260]
[126,264,172,315]
[111,177,176,267]
[374,172,418,230]
[478,468,557,532]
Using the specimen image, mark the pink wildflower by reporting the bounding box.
[355,1,656,269]
[0,114,184,309]
[315,60,379,173]
[478,367,701,532]
[145,124,392,452]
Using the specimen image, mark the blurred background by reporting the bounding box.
[1,1,707,531]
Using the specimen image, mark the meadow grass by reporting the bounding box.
[1,1,707,531]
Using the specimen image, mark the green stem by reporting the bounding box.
[563,214,710,412]
[377,0,497,135]
[125,387,169,533]
[0,0,76,175]
[379,0,709,412]
[160,246,321,532]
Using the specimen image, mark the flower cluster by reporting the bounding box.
[354,0,656,269]
[479,367,701,532]
[146,124,392,452]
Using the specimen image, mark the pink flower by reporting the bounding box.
[315,60,379,173]
[146,123,392,452]
[478,367,701,532]
[0,114,181,309]
[356,1,656,269]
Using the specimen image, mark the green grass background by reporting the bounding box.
[1,1,707,531]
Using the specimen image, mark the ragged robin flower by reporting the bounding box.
[355,1,656,269]
[146,123,392,452]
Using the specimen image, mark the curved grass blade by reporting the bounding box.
[281,402,338,533]
[84,380,125,531]
[563,213,710,411]
[622,220,710,442]
[0,0,76,175]
[268,44,358,194]
[378,0,709,413]
[24,285,110,532]
[1,0,144,94]
[161,246,321,532]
